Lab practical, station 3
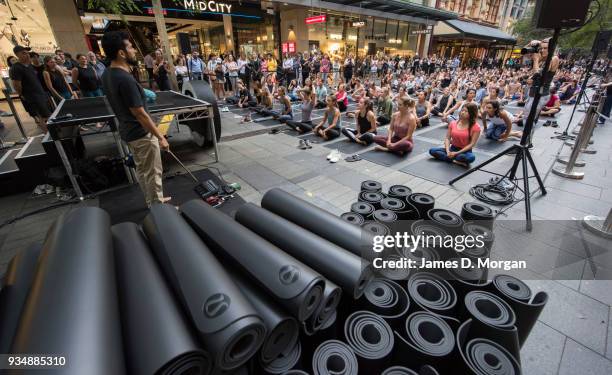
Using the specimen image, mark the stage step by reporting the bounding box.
[0,147,25,196]
[15,134,49,187]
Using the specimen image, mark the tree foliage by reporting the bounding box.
[512,0,612,54]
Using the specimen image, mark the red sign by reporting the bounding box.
[305,15,326,24]
[288,42,296,53]
[282,43,288,53]
[282,42,297,54]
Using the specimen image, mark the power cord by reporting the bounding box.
[469,177,520,206]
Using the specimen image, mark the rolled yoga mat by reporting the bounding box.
[393,311,455,372]
[181,200,325,322]
[359,191,386,210]
[312,340,359,375]
[426,208,464,234]
[362,221,390,236]
[142,204,266,370]
[407,193,435,219]
[10,207,125,375]
[407,272,458,320]
[462,222,495,259]
[456,319,521,375]
[387,185,412,199]
[112,222,212,375]
[359,279,410,331]
[461,202,494,229]
[341,212,365,226]
[343,311,394,373]
[351,201,375,218]
[303,281,342,335]
[259,341,302,375]
[361,180,383,193]
[261,188,371,260]
[0,243,41,354]
[382,367,418,375]
[420,364,440,375]
[236,203,373,299]
[231,273,300,364]
[445,260,488,301]
[381,196,419,221]
[487,274,548,346]
[462,290,520,361]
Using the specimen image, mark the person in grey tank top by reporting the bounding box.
[415,90,431,127]
[286,88,315,133]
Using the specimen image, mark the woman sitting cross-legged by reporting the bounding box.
[372,96,417,156]
[336,83,349,113]
[286,88,315,133]
[429,102,481,167]
[268,86,293,123]
[342,97,377,145]
[301,95,342,140]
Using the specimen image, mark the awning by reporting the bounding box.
[435,19,516,44]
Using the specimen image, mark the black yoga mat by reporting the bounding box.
[388,185,412,199]
[341,212,366,226]
[359,140,436,167]
[181,199,325,322]
[112,223,212,375]
[0,243,41,354]
[10,207,125,375]
[297,132,335,143]
[304,281,342,335]
[461,290,521,362]
[351,201,375,218]
[98,168,245,225]
[232,274,300,364]
[361,180,383,192]
[142,204,266,370]
[474,138,518,152]
[393,311,455,372]
[382,366,418,375]
[312,340,359,375]
[487,274,548,347]
[456,320,521,375]
[407,193,435,219]
[461,202,495,229]
[415,125,448,141]
[362,221,391,236]
[235,203,374,299]
[420,365,440,375]
[359,191,386,210]
[259,341,302,375]
[261,188,371,261]
[324,139,372,154]
[427,208,464,234]
[258,119,283,126]
[359,279,410,331]
[407,272,458,320]
[343,311,394,374]
[398,155,489,185]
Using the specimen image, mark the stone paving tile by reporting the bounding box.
[521,321,567,375]
[607,307,612,361]
[558,338,612,375]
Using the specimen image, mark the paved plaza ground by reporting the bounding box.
[0,95,611,374]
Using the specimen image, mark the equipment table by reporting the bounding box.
[47,91,219,199]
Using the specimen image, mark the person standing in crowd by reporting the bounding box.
[238,53,250,89]
[282,54,294,87]
[301,53,311,86]
[153,50,171,91]
[429,103,481,167]
[188,51,204,80]
[10,46,52,132]
[87,51,106,79]
[332,57,341,85]
[29,52,45,90]
[101,31,170,207]
[206,53,218,85]
[213,58,226,100]
[43,56,77,102]
[143,51,156,89]
[373,96,416,155]
[226,55,239,97]
[343,54,354,85]
[598,71,611,124]
[320,54,330,86]
[174,56,189,90]
[72,54,102,97]
[266,53,277,80]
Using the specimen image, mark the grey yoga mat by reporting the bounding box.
[112,222,212,375]
[142,204,266,371]
[10,207,126,375]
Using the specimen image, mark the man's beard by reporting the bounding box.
[126,56,138,66]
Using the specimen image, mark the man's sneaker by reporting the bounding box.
[304,139,312,149]
[298,140,308,150]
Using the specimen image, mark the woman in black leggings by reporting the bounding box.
[300,95,342,140]
[342,97,377,144]
[286,88,315,133]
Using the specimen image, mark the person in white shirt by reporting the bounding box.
[144,52,155,89]
[283,55,294,87]
[226,55,239,96]
[237,54,249,89]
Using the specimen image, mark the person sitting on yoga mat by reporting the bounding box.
[287,80,300,101]
[342,97,377,145]
[376,87,393,126]
[431,87,454,117]
[308,95,342,140]
[337,84,349,113]
[539,87,561,117]
[264,86,293,123]
[315,78,328,108]
[442,88,476,123]
[253,86,274,114]
[429,102,481,167]
[415,90,431,128]
[372,96,417,155]
[286,88,315,133]
[482,100,522,142]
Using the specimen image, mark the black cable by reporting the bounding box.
[0,198,79,230]
[469,177,518,206]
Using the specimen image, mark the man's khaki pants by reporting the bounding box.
[128,133,163,207]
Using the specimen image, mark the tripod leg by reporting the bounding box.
[525,149,547,195]
[449,145,517,185]
[508,148,524,180]
[521,148,533,231]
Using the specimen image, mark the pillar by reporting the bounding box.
[223,15,235,54]
[41,0,88,54]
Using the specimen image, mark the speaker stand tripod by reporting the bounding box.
[450,27,561,231]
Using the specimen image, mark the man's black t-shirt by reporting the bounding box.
[101,67,148,142]
[9,62,47,100]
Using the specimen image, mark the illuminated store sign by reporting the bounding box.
[183,0,233,13]
[305,15,327,24]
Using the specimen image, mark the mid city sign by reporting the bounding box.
[184,0,233,13]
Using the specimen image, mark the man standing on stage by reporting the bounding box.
[101,31,170,207]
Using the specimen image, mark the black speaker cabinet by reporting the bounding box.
[177,32,192,55]
[592,30,612,54]
[533,0,591,29]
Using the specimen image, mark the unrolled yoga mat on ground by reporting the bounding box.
[180,199,325,322]
[297,132,336,144]
[415,125,449,141]
[112,222,212,375]
[399,153,491,184]
[235,203,374,299]
[257,119,283,126]
[10,207,125,375]
[142,204,266,370]
[474,138,519,152]
[99,168,245,224]
[323,139,374,154]
[0,243,41,354]
[358,140,437,167]
[261,188,372,260]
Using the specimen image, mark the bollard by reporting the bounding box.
[583,208,612,239]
